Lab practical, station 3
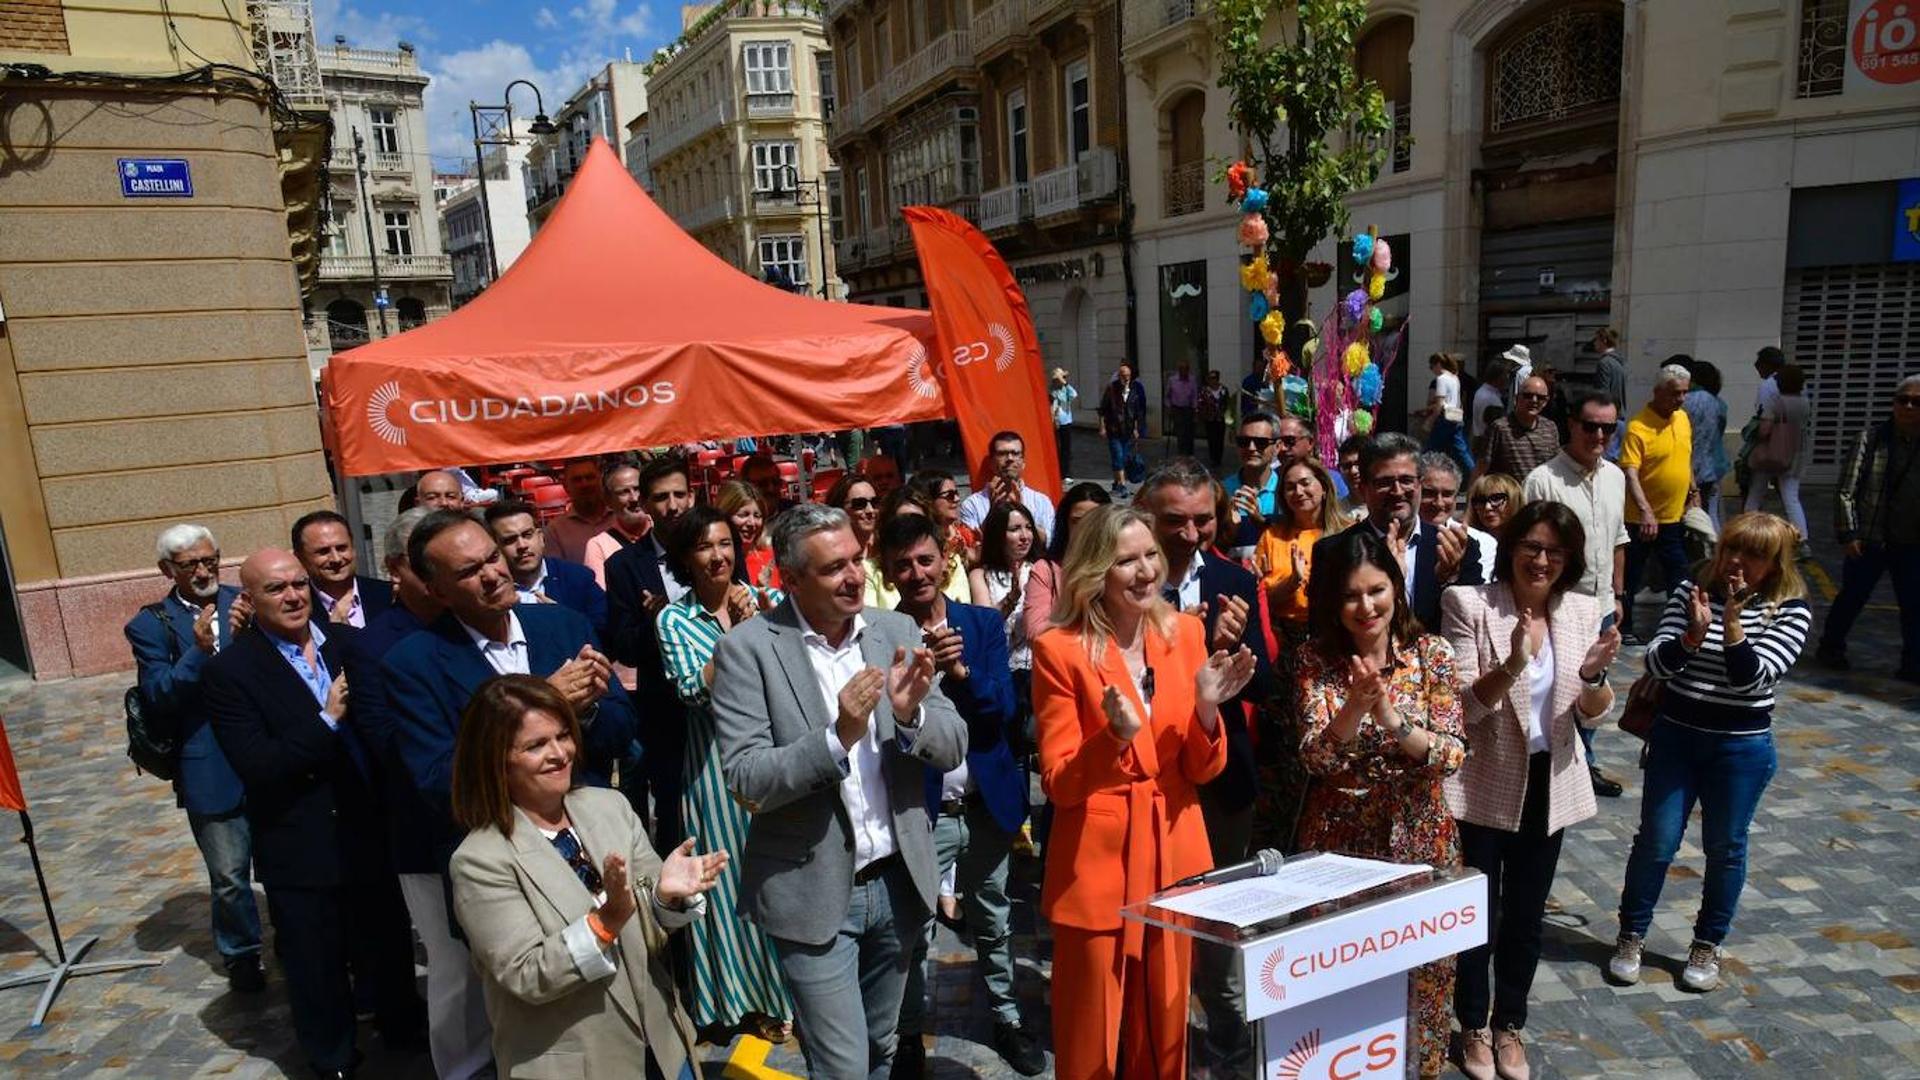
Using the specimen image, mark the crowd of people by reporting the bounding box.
[121,343,1919,1080]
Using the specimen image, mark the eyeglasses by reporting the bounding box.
[1275,435,1305,448]
[169,555,220,573]
[1235,436,1276,451]
[549,828,604,893]
[846,497,878,512]
[1896,395,1920,408]
[1371,474,1419,492]
[1421,487,1458,503]
[1470,492,1510,509]
[933,489,960,503]
[1515,540,1568,564]
[1575,420,1620,436]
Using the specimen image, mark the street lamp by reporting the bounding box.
[758,163,831,300]
[468,80,556,283]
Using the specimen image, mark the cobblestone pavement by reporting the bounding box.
[2,442,1916,1078]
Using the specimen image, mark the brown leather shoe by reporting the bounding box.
[1493,1027,1531,1080]
[1459,1026,1496,1080]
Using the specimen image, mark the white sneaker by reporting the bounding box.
[1606,932,1643,985]
[1681,940,1722,991]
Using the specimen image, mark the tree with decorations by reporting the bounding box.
[1214,0,1401,444]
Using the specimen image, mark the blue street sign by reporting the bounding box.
[374,288,391,309]
[117,158,193,198]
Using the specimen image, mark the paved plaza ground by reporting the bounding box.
[2,436,1917,1078]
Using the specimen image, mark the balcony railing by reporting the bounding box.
[835,234,866,271]
[680,196,738,233]
[318,253,452,280]
[651,100,735,163]
[980,182,1031,232]
[1162,160,1205,217]
[1123,0,1203,48]
[320,43,421,75]
[371,151,406,173]
[882,30,973,111]
[746,92,796,117]
[1034,146,1120,218]
[889,220,914,254]
[1029,0,1079,25]
[975,0,1030,54]
[328,147,354,171]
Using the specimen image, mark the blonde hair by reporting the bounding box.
[713,479,763,520]
[1706,512,1807,608]
[1466,472,1525,530]
[1048,504,1175,659]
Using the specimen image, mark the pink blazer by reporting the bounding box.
[1439,585,1604,835]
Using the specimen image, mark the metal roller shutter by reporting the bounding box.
[1781,263,1920,484]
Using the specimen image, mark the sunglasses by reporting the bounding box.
[1275,435,1305,448]
[1516,392,1549,403]
[846,497,878,511]
[1470,492,1510,508]
[933,489,960,502]
[1235,436,1276,451]
[1576,420,1620,436]
[550,828,604,893]
[1896,395,1920,408]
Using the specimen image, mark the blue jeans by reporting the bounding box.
[1107,435,1135,476]
[1617,719,1777,945]
[771,857,922,1080]
[1622,522,1689,636]
[186,808,263,966]
[900,800,1019,1036]
[1821,541,1920,675]
[1424,416,1475,476]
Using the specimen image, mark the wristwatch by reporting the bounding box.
[1581,667,1610,688]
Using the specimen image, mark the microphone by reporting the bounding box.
[1173,848,1284,889]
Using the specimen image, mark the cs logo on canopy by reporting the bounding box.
[368,381,408,446]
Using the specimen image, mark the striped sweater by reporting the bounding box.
[1645,581,1811,735]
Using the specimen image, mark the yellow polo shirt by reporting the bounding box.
[1621,406,1692,525]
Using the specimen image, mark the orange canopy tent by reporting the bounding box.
[320,138,944,477]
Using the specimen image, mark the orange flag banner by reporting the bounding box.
[902,206,1061,503]
[0,718,26,813]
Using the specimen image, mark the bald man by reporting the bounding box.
[414,469,467,512]
[205,549,425,1076]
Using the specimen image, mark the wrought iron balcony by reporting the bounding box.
[1162,160,1205,217]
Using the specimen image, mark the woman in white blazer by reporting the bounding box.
[449,675,727,1079]
[1440,501,1620,1080]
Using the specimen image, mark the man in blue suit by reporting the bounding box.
[204,548,425,1078]
[293,509,392,629]
[879,515,1046,1078]
[1138,457,1276,1073]
[1318,431,1483,634]
[482,499,609,637]
[124,523,265,994]
[382,511,635,814]
[602,454,700,847]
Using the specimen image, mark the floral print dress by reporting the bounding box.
[1295,634,1468,1079]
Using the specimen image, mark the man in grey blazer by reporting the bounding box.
[712,503,966,1080]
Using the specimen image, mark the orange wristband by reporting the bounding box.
[586,910,616,945]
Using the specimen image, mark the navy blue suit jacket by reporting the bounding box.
[602,540,684,784]
[534,557,608,638]
[381,604,636,817]
[351,603,441,874]
[1195,551,1273,812]
[917,601,1029,836]
[312,574,392,624]
[1321,519,1485,633]
[124,586,245,815]
[203,623,381,890]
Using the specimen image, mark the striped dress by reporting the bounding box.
[1645,582,1812,733]
[656,589,795,1028]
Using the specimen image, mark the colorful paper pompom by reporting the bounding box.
[1369,307,1384,332]
[1248,293,1270,322]
[1351,409,1374,435]
[1264,278,1280,308]
[1351,234,1373,265]
[1260,310,1285,345]
[1343,340,1370,376]
[1367,272,1385,301]
[1266,346,1292,380]
[1227,161,1254,199]
[1240,254,1270,292]
[1238,213,1269,249]
[1356,363,1383,407]
[1343,288,1368,322]
[1242,188,1269,213]
[1370,238,1392,273]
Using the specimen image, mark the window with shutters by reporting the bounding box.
[759,234,809,288]
[744,41,795,114]
[752,141,798,193]
[1782,263,1920,483]
[818,55,836,119]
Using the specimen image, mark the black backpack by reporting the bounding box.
[125,601,183,781]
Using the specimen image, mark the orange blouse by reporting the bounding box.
[1031,615,1227,946]
[1255,524,1323,625]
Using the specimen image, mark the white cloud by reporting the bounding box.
[535,6,559,28]
[312,0,433,48]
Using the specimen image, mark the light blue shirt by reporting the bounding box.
[263,619,336,730]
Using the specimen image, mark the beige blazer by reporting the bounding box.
[451,787,699,1080]
[1440,585,1604,835]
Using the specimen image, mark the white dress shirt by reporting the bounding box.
[652,537,691,605]
[923,616,973,801]
[461,611,531,676]
[514,561,551,606]
[1167,549,1206,611]
[315,581,368,628]
[957,482,1057,539]
[797,609,898,871]
[1367,517,1423,601]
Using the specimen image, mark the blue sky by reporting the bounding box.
[314,0,673,168]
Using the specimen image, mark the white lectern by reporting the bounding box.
[1121,854,1487,1078]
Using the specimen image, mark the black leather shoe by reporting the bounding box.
[1815,646,1851,670]
[993,1019,1048,1076]
[890,1034,927,1079]
[226,955,266,994]
[1590,767,1624,798]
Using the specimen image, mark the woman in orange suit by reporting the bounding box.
[1032,504,1257,1079]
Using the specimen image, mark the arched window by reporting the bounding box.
[1357,16,1414,173]
[396,297,428,330]
[1162,89,1206,217]
[1487,5,1623,136]
[325,298,368,350]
